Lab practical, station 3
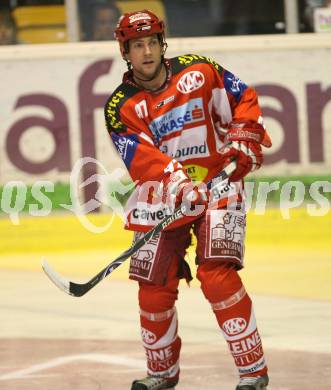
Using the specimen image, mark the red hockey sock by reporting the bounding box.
[139,307,181,380]
[197,262,268,378]
[138,256,181,380]
[215,291,268,378]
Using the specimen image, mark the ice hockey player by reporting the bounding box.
[104,9,272,390]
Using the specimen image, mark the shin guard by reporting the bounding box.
[197,263,268,379]
[139,307,181,380]
[212,288,268,378]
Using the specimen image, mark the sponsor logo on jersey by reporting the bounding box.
[177,71,205,94]
[149,98,204,140]
[155,95,175,109]
[210,182,233,203]
[106,90,125,130]
[160,125,210,161]
[224,70,247,102]
[184,164,209,182]
[132,206,175,225]
[111,133,138,169]
[222,317,247,336]
[178,54,221,71]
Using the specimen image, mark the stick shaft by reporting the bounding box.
[42,160,237,297]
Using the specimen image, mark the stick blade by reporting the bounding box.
[42,258,71,296]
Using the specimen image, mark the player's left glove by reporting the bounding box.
[219,121,272,182]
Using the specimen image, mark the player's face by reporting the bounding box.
[126,34,162,78]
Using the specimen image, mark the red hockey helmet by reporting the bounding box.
[114,9,166,55]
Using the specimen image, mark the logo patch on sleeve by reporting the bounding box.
[111,133,138,169]
[223,70,247,102]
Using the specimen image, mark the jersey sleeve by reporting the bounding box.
[222,68,262,123]
[104,92,174,185]
[206,60,263,128]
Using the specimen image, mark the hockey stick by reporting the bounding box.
[42,160,236,297]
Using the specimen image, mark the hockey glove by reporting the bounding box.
[219,121,272,182]
[161,167,208,216]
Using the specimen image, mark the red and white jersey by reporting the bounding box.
[104,54,263,231]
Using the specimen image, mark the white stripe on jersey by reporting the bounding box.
[212,87,233,124]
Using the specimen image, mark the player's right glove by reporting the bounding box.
[161,162,208,216]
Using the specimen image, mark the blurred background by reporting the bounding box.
[1,0,330,291]
[0,1,331,389]
[1,0,331,44]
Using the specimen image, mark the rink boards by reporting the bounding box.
[0,208,330,300]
